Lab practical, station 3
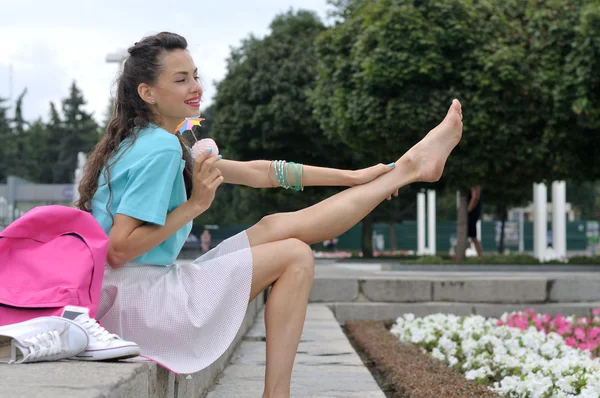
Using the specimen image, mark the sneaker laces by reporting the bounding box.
[21,331,62,360]
[76,315,119,342]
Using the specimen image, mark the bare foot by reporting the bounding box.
[400,99,463,183]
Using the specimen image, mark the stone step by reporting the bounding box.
[206,304,385,398]
[309,275,600,303]
[0,296,265,398]
[328,301,600,324]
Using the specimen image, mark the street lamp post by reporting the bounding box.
[105,49,129,115]
[105,49,129,73]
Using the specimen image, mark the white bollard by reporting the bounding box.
[552,181,567,258]
[533,183,548,261]
[417,192,426,255]
[427,190,436,255]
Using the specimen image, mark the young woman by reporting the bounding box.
[76,32,462,398]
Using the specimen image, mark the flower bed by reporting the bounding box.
[345,320,499,397]
[391,313,600,397]
[497,309,600,358]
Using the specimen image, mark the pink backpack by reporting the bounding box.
[0,205,108,327]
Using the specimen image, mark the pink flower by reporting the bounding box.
[497,320,503,326]
[542,313,552,323]
[534,319,543,329]
[518,319,528,330]
[593,309,600,317]
[501,310,600,358]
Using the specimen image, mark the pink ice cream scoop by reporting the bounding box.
[192,138,219,159]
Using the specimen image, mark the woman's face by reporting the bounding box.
[144,49,203,132]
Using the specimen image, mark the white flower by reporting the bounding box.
[391,312,600,397]
[431,347,445,362]
[447,355,458,367]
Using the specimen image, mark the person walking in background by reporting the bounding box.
[467,185,483,256]
[200,230,212,253]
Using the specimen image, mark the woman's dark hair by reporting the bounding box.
[75,32,194,214]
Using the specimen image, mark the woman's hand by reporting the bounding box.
[352,163,399,200]
[190,151,224,211]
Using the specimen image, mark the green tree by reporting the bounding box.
[53,82,99,183]
[313,0,599,261]
[567,182,600,220]
[0,89,30,181]
[22,118,52,183]
[10,89,30,179]
[313,0,512,260]
[210,10,358,227]
[211,9,419,256]
[45,102,64,183]
[531,0,600,181]
[0,97,10,182]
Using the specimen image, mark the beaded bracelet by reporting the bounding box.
[272,160,303,191]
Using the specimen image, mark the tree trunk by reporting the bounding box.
[498,204,508,254]
[456,190,469,263]
[389,221,396,253]
[361,212,374,258]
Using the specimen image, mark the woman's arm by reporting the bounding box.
[107,200,205,269]
[218,159,392,189]
[108,152,222,269]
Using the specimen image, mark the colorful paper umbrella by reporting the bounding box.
[176,116,205,137]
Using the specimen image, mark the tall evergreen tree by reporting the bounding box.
[54,82,99,183]
[0,97,12,182]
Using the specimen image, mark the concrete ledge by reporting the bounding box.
[309,278,358,302]
[549,279,600,302]
[0,295,265,398]
[0,361,152,398]
[309,275,600,304]
[433,279,548,303]
[361,279,431,302]
[328,302,600,324]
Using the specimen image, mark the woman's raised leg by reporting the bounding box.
[246,100,463,247]
[248,238,315,398]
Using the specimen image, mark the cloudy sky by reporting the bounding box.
[0,0,331,124]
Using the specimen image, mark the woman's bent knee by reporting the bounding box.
[284,238,315,281]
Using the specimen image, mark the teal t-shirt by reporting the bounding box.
[91,123,192,265]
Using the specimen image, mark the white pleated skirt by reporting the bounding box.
[97,231,253,375]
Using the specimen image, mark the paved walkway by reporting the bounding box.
[207,304,385,398]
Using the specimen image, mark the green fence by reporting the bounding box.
[191,220,590,254]
[335,220,589,253]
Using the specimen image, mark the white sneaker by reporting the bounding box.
[71,312,140,361]
[0,317,88,364]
